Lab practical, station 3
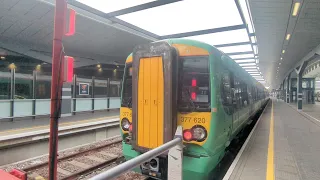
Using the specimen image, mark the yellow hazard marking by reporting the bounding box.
[34,176,46,180]
[0,116,119,135]
[266,101,274,180]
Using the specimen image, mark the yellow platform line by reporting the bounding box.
[266,100,275,180]
[34,176,46,180]
[0,115,119,135]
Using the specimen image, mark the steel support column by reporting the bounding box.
[296,61,308,110]
[282,80,285,101]
[289,78,293,103]
[286,72,291,103]
[107,78,110,111]
[91,76,95,112]
[48,0,66,179]
[72,74,77,115]
[312,78,315,104]
[32,71,37,119]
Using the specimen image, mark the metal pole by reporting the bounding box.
[89,138,182,180]
[72,74,77,115]
[107,78,110,111]
[10,68,15,121]
[92,76,95,112]
[32,71,37,119]
[48,0,66,179]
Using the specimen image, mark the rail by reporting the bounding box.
[89,126,183,180]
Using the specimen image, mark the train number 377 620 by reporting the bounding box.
[180,117,206,124]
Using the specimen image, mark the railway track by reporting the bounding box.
[23,139,123,180]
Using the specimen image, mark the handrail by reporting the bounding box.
[90,126,183,180]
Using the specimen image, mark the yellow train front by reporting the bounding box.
[120,39,268,180]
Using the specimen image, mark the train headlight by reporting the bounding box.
[192,125,207,142]
[121,118,130,131]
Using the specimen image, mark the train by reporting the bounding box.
[120,39,269,180]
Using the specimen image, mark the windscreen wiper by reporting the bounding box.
[126,97,132,107]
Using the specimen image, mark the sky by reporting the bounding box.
[76,0,265,83]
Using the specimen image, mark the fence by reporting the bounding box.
[0,70,121,120]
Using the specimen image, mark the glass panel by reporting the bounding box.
[220,68,232,115]
[14,100,33,117]
[253,45,258,54]
[15,73,33,99]
[36,73,51,99]
[0,71,11,100]
[302,80,307,88]
[186,29,249,46]
[109,83,121,97]
[178,56,210,112]
[110,98,121,109]
[217,44,252,54]
[76,0,155,13]
[239,63,256,66]
[239,0,255,33]
[118,0,242,36]
[229,54,254,59]
[94,79,108,98]
[251,36,256,43]
[121,65,132,107]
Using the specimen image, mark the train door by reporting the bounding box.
[230,73,239,134]
[131,42,178,151]
[221,69,233,138]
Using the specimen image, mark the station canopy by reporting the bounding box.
[74,0,266,86]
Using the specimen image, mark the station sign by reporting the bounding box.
[79,83,89,95]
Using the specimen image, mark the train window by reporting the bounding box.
[251,87,256,102]
[239,81,248,107]
[220,69,233,115]
[121,64,132,108]
[178,56,210,112]
[233,77,241,109]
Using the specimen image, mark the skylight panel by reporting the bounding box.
[186,29,249,46]
[218,44,252,54]
[239,0,255,33]
[117,0,243,36]
[235,59,255,63]
[239,63,256,66]
[229,54,254,59]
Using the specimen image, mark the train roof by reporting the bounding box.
[125,39,266,91]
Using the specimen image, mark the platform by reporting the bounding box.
[0,110,119,137]
[223,99,320,180]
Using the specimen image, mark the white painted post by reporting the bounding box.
[168,126,183,180]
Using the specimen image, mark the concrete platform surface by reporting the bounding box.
[224,99,320,180]
[0,110,119,136]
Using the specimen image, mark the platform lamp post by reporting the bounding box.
[48,1,76,179]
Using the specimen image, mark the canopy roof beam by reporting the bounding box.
[214,41,251,47]
[226,51,254,56]
[160,24,246,39]
[105,0,183,17]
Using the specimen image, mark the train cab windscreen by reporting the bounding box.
[178,56,210,112]
[121,65,132,108]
